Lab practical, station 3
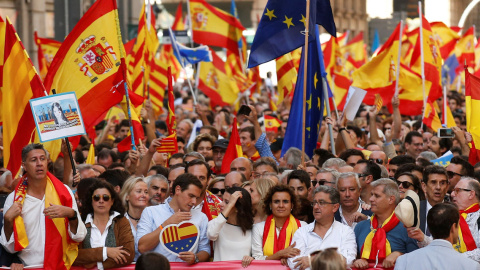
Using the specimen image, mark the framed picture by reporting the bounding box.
[29,92,86,142]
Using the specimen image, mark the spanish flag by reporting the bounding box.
[225,49,249,93]
[34,31,61,80]
[189,0,245,54]
[0,16,5,125]
[43,0,127,132]
[264,115,282,133]
[197,49,239,107]
[431,22,460,60]
[341,31,367,69]
[454,26,475,69]
[248,66,262,95]
[221,118,243,174]
[465,70,480,162]
[276,51,298,105]
[2,17,46,177]
[172,1,185,31]
[422,99,456,132]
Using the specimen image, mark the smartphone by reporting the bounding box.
[237,105,252,116]
[437,128,455,138]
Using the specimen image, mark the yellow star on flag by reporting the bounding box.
[283,16,294,29]
[300,14,307,27]
[314,72,318,89]
[317,97,321,109]
[265,9,276,20]
[306,94,312,110]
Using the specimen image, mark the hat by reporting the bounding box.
[212,139,229,149]
[270,138,284,152]
[395,190,420,228]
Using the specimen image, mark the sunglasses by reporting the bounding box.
[447,171,463,179]
[311,180,335,186]
[369,158,384,164]
[211,188,226,195]
[396,180,414,189]
[92,194,111,202]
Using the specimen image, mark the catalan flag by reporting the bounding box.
[149,57,168,115]
[34,31,61,80]
[161,222,198,254]
[189,0,245,54]
[197,49,239,107]
[156,133,178,154]
[43,0,127,133]
[248,0,336,68]
[166,67,176,136]
[2,17,46,177]
[276,51,298,105]
[221,118,243,174]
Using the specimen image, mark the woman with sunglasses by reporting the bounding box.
[207,187,254,263]
[395,172,425,200]
[207,177,226,201]
[119,176,149,261]
[74,181,134,269]
[251,185,306,266]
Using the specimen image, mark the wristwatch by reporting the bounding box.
[194,254,199,264]
[68,210,78,221]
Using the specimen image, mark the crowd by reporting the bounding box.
[0,83,480,270]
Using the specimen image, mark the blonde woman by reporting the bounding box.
[248,178,276,224]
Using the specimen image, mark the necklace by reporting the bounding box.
[127,211,140,222]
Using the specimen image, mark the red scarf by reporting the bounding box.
[457,203,480,252]
[360,213,400,261]
[262,214,301,256]
[201,190,221,221]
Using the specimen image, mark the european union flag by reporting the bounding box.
[248,0,336,68]
[169,28,212,67]
[442,54,459,85]
[371,29,380,54]
[281,26,325,158]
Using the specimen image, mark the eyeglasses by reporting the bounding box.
[356,173,370,178]
[369,158,384,165]
[211,188,225,195]
[447,171,463,179]
[311,200,336,207]
[92,194,111,202]
[396,180,414,189]
[312,180,336,186]
[452,187,472,194]
[252,171,273,178]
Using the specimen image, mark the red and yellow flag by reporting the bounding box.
[276,51,298,105]
[264,115,282,133]
[197,49,240,107]
[149,56,168,115]
[43,0,127,132]
[2,17,46,177]
[430,22,460,60]
[166,67,176,136]
[342,31,367,69]
[0,16,5,125]
[248,66,262,95]
[34,31,61,80]
[455,26,475,69]
[226,49,250,93]
[465,70,480,158]
[117,100,145,153]
[156,133,178,154]
[190,0,245,54]
[221,118,243,174]
[422,99,456,132]
[172,1,185,31]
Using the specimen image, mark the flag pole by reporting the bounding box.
[301,0,311,165]
[443,84,448,125]
[322,77,336,156]
[394,20,404,96]
[330,75,340,119]
[418,1,426,130]
[124,82,137,151]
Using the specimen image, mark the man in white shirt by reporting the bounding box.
[1,143,86,268]
[288,186,357,270]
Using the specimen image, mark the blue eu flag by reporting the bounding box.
[281,26,325,158]
[442,54,459,85]
[169,28,212,67]
[248,0,336,68]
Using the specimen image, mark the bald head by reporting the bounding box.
[369,151,387,166]
[225,171,246,189]
[230,157,253,180]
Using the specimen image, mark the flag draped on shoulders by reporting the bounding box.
[281,27,325,158]
[44,0,127,132]
[248,0,336,68]
[34,31,62,80]
[2,17,46,177]
[189,0,245,54]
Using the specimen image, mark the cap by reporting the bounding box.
[213,139,229,149]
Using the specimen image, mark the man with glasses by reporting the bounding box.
[211,139,228,174]
[353,179,418,269]
[252,157,278,179]
[450,177,480,262]
[334,173,372,228]
[353,160,382,204]
[287,186,357,270]
[368,151,387,166]
[404,131,424,159]
[446,156,474,196]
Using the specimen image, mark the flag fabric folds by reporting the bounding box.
[264,115,282,133]
[189,0,245,53]
[465,70,480,163]
[281,27,325,158]
[34,32,62,80]
[197,49,239,107]
[117,100,145,153]
[44,0,127,133]
[149,57,168,114]
[169,28,212,66]
[156,133,178,154]
[276,51,298,105]
[221,118,243,173]
[0,16,5,125]
[248,0,336,68]
[2,17,46,177]
[455,26,475,69]
[430,22,460,60]
[166,67,177,136]
[86,143,96,164]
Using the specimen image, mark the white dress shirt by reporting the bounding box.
[287,220,357,270]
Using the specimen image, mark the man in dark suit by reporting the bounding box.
[334,172,372,228]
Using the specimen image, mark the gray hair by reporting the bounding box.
[284,147,306,168]
[419,151,438,161]
[463,176,480,201]
[379,165,389,178]
[322,158,347,169]
[337,172,361,189]
[371,178,400,205]
[183,151,206,162]
[313,185,340,204]
[21,143,47,162]
[317,168,340,183]
[144,174,169,188]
